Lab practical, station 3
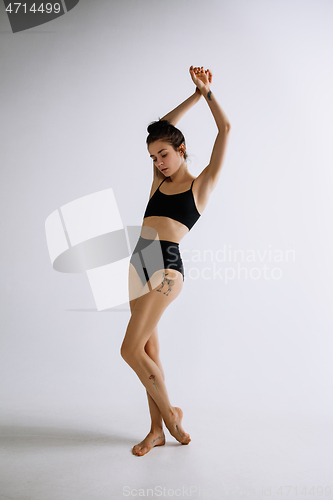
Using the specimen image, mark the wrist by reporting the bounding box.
[201,87,212,100]
[194,88,203,100]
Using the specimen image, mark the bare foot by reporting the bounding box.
[132,429,165,456]
[166,407,191,445]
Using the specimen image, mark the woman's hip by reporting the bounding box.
[130,237,184,281]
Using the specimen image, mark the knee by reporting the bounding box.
[120,342,131,363]
[120,341,139,365]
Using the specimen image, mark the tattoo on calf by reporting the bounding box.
[156,272,175,296]
[149,374,158,391]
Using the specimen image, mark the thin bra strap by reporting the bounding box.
[191,179,195,189]
[158,178,167,189]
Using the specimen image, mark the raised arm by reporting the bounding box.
[189,66,231,193]
[151,85,203,184]
[161,89,202,126]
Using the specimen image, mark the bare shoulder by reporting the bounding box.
[148,174,164,200]
[192,168,215,214]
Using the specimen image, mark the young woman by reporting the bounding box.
[121,66,231,456]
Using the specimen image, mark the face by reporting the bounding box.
[148,140,185,177]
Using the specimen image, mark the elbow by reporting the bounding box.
[218,122,231,133]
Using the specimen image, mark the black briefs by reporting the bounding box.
[130,236,185,286]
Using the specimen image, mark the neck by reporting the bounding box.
[168,161,188,183]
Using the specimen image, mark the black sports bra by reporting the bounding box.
[143,177,201,231]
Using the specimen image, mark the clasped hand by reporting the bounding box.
[189,65,212,94]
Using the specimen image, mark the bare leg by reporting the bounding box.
[129,297,166,456]
[145,333,165,431]
[122,270,191,451]
[134,333,167,456]
[128,265,166,451]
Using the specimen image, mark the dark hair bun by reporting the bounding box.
[147,119,171,134]
[146,119,188,160]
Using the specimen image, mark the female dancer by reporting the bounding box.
[121,65,231,456]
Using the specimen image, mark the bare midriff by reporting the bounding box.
[141,216,189,244]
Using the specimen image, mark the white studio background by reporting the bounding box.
[1,0,333,493]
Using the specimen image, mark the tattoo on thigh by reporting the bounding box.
[149,374,158,391]
[156,272,175,296]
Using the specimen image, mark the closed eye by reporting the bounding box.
[153,154,167,162]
